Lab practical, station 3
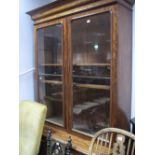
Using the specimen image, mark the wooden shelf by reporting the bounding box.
[74,83,110,90]
[46,117,63,126]
[40,64,62,66]
[73,97,110,115]
[73,63,111,67]
[41,80,62,85]
[73,75,110,80]
[40,74,110,80]
[40,74,110,81]
[52,92,63,96]
[39,73,62,77]
[73,124,109,136]
[44,96,62,102]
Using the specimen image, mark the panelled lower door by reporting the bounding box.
[37,21,65,127]
[69,11,112,135]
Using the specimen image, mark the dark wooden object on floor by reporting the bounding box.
[44,128,73,155]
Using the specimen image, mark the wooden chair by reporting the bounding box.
[88,128,135,155]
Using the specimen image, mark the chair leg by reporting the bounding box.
[64,136,72,155]
[46,128,52,155]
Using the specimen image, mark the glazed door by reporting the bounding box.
[69,11,112,135]
[37,22,64,127]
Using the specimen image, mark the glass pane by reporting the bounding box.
[71,12,111,135]
[37,24,64,126]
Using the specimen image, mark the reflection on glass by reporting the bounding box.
[73,88,110,134]
[71,12,111,134]
[37,24,64,126]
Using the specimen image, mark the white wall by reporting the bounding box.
[19,0,135,117]
[19,0,55,100]
[135,1,155,154]
[0,1,19,154]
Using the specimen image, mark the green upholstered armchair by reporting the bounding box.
[19,100,47,155]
